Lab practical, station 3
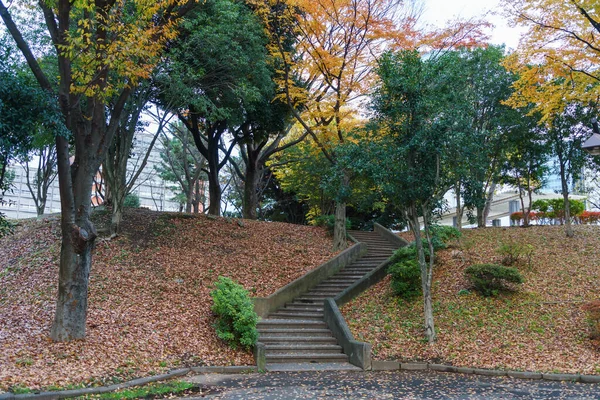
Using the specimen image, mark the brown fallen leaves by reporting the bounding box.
[0,209,336,391]
[342,225,600,375]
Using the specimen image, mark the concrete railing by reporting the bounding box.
[253,242,367,318]
[323,224,407,370]
[374,222,409,247]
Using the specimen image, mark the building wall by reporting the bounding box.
[0,132,182,219]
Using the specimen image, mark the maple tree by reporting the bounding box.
[0,0,193,341]
[259,0,413,250]
[502,0,600,121]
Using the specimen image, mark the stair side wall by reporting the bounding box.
[374,222,409,247]
[324,299,371,370]
[253,243,367,318]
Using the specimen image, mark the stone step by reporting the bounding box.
[285,302,324,309]
[351,258,389,264]
[265,344,343,354]
[266,353,349,363]
[259,335,337,344]
[283,304,325,312]
[257,319,326,329]
[266,362,362,372]
[269,311,323,320]
[258,328,332,337]
[342,268,374,273]
[304,290,343,296]
[294,296,327,303]
[335,271,365,280]
[322,278,358,284]
[312,284,347,291]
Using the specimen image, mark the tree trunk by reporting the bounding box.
[455,184,462,229]
[51,133,99,341]
[482,182,496,223]
[408,206,436,343]
[332,200,347,251]
[208,163,221,216]
[110,177,126,234]
[476,206,485,228]
[243,161,260,220]
[559,162,574,237]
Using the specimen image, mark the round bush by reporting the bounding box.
[465,263,524,297]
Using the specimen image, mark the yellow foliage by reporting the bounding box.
[502,0,600,121]
[49,0,185,99]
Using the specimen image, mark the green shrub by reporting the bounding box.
[0,212,15,238]
[123,193,141,208]
[312,214,351,234]
[428,225,461,248]
[465,263,524,297]
[497,240,534,267]
[210,276,258,349]
[388,246,422,299]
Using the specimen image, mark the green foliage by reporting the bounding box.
[0,212,15,239]
[531,198,585,224]
[311,214,351,234]
[426,225,462,250]
[123,193,141,208]
[388,246,422,299]
[497,240,534,267]
[429,225,462,243]
[210,276,258,349]
[465,263,524,297]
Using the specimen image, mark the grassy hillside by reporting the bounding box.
[0,209,336,391]
[342,225,600,375]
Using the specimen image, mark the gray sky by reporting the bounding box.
[420,0,524,50]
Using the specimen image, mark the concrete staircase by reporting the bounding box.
[257,230,398,371]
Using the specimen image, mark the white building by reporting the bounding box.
[0,132,182,220]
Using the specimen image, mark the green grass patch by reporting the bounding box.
[80,380,196,399]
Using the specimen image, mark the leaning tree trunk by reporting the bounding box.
[482,182,496,224]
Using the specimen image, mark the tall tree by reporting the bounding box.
[264,0,410,250]
[157,0,273,216]
[452,46,520,228]
[363,50,471,343]
[543,106,592,236]
[0,0,192,341]
[501,119,549,227]
[103,88,171,235]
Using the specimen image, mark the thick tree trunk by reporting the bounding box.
[208,164,221,216]
[51,134,98,341]
[476,206,485,228]
[482,182,496,223]
[243,162,260,220]
[332,201,347,251]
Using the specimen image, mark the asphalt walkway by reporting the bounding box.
[185,370,600,399]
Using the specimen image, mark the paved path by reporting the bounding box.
[185,370,600,399]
